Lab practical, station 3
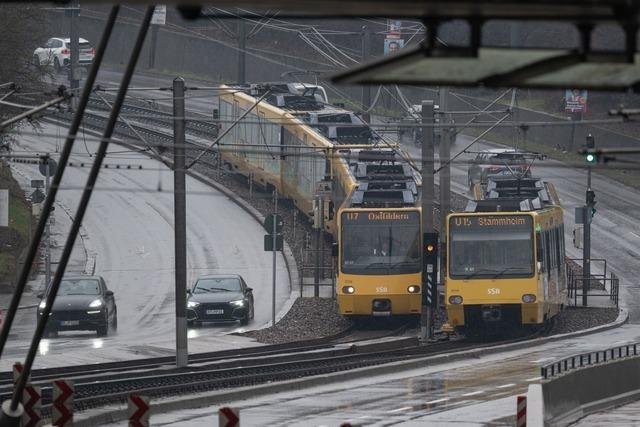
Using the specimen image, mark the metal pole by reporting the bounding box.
[0,6,119,365]
[238,19,246,83]
[361,26,371,123]
[583,165,591,306]
[69,0,80,110]
[45,159,51,289]
[438,88,450,310]
[314,196,320,297]
[148,25,159,69]
[272,189,277,327]
[173,77,188,368]
[5,6,152,416]
[421,100,435,341]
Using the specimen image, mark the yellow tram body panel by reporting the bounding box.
[337,272,423,315]
[446,208,567,328]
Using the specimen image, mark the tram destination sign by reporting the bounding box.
[450,215,532,230]
[342,210,419,224]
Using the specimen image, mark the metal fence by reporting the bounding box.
[566,258,619,307]
[541,343,639,380]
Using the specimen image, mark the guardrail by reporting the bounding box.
[541,342,639,380]
[566,258,619,307]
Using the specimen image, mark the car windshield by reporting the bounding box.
[193,278,241,293]
[57,279,101,296]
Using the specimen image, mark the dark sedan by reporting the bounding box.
[186,275,254,326]
[37,276,117,337]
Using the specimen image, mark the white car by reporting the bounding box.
[33,37,95,71]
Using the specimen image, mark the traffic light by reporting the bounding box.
[422,232,439,308]
[584,134,597,164]
[586,190,596,217]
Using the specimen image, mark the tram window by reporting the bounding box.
[536,232,543,264]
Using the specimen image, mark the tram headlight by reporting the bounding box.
[342,286,355,294]
[448,295,463,305]
[407,285,420,294]
[522,294,537,303]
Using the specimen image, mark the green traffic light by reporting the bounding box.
[586,153,596,163]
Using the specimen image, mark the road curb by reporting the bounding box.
[70,308,628,426]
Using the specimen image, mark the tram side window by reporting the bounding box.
[544,230,551,277]
[536,231,543,266]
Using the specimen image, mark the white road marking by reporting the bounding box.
[461,390,485,397]
[496,383,516,389]
[530,357,555,363]
[388,406,413,413]
[526,376,543,382]
[425,398,450,405]
[630,232,640,239]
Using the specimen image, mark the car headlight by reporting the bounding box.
[230,299,245,307]
[187,301,200,308]
[38,300,47,309]
[342,286,355,294]
[89,299,103,308]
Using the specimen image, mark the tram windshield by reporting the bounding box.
[449,215,534,279]
[341,210,421,275]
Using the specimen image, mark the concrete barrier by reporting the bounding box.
[532,354,640,426]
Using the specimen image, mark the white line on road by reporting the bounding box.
[461,390,485,397]
[425,398,450,405]
[388,406,413,413]
[630,232,640,239]
[496,383,516,389]
[530,357,555,363]
[526,376,543,382]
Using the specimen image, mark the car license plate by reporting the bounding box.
[206,309,224,315]
[60,320,79,326]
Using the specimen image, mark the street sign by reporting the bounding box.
[22,385,42,427]
[219,407,240,427]
[264,213,283,233]
[39,158,57,177]
[31,189,45,204]
[128,394,150,427]
[264,234,283,251]
[151,5,167,25]
[31,180,44,189]
[52,379,74,427]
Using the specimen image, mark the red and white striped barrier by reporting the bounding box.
[22,385,42,427]
[52,379,74,426]
[219,406,239,427]
[128,394,150,427]
[517,395,527,427]
[12,362,23,385]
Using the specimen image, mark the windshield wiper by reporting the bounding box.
[492,266,529,278]
[365,262,389,269]
[390,261,420,268]
[460,268,500,280]
[200,287,233,292]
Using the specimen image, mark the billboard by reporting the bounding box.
[384,38,404,55]
[387,19,402,39]
[565,89,588,113]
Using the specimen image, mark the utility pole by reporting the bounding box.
[582,134,595,306]
[68,0,80,110]
[45,158,51,288]
[361,26,372,123]
[438,88,450,301]
[238,19,246,83]
[421,100,435,341]
[148,25,159,68]
[173,77,188,368]
[313,195,321,297]
[272,189,278,327]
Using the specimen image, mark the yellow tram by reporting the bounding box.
[216,84,424,317]
[446,178,567,332]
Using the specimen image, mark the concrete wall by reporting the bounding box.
[535,356,640,426]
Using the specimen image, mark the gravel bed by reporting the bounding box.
[241,298,352,344]
[547,306,619,335]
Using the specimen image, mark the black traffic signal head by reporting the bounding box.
[585,134,595,149]
[423,232,439,265]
